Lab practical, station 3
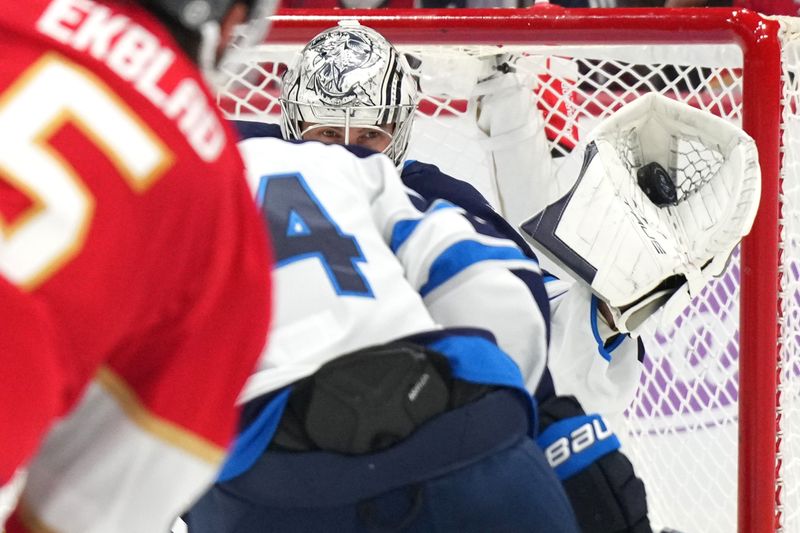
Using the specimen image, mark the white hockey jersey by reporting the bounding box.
[236,137,550,403]
[231,122,643,422]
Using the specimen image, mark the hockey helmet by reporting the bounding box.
[280,21,418,166]
[140,0,277,83]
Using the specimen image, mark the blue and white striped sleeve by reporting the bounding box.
[388,196,550,393]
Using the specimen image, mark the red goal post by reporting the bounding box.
[219,8,791,532]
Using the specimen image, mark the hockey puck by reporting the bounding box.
[637,162,677,207]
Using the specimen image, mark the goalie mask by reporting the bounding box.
[280,21,418,166]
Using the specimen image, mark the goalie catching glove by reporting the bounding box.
[521,93,760,333]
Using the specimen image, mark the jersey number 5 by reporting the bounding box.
[257,173,372,297]
[0,54,171,290]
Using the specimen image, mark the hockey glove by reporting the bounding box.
[521,93,760,334]
[537,395,652,533]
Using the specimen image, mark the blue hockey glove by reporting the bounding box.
[537,395,652,533]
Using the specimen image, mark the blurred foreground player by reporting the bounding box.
[0,0,276,531]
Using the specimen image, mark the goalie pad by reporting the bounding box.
[520,93,761,333]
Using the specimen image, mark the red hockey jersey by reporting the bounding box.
[0,0,272,530]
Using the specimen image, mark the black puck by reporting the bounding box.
[637,162,677,207]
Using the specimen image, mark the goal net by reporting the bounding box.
[219,8,798,533]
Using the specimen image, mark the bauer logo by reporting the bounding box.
[544,418,615,470]
[537,414,621,480]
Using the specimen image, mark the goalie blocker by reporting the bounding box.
[521,93,760,334]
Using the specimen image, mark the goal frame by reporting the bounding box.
[262,8,783,532]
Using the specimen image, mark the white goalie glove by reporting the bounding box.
[520,93,761,334]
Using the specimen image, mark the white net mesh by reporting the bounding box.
[218,14,798,533]
[778,16,800,533]
[605,127,726,204]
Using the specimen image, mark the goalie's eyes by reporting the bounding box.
[319,128,344,140]
[358,130,382,141]
[303,126,393,152]
[301,127,345,143]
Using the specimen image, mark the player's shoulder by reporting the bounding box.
[233,121,284,141]
[4,1,190,78]
[237,136,291,165]
[239,135,386,166]
[238,137,398,202]
[402,160,482,193]
[2,0,235,167]
[0,0,51,36]
[237,135,389,173]
[401,160,445,179]
[402,160,491,207]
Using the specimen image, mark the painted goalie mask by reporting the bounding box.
[280,21,418,165]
